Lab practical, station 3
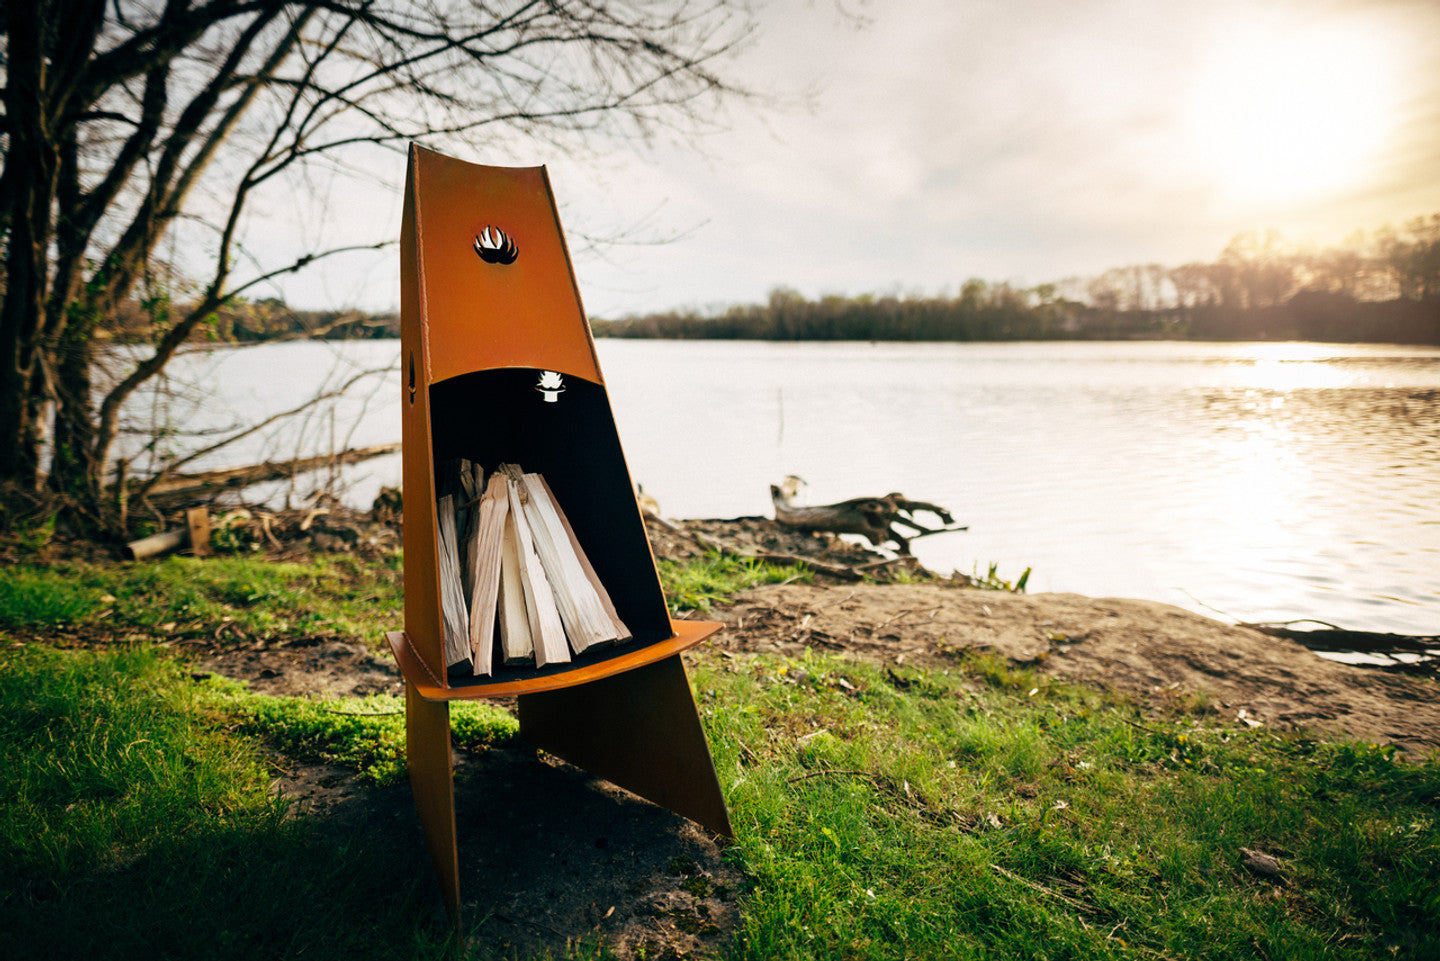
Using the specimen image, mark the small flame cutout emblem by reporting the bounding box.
[473,225,518,265]
[536,370,565,402]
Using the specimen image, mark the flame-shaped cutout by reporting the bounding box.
[407,352,416,404]
[473,225,519,265]
[536,370,565,402]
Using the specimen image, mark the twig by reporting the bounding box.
[989,864,1097,915]
[875,606,943,631]
[751,551,866,580]
[905,523,969,540]
[685,528,871,581]
[1176,589,1245,623]
[1117,715,1166,737]
[1242,617,1343,631]
[813,589,859,613]
[851,556,907,572]
[320,708,403,716]
[787,769,876,784]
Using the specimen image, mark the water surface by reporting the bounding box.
[134,339,1440,635]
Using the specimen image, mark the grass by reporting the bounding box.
[2,551,1437,959]
[217,689,518,786]
[658,551,812,612]
[0,642,455,960]
[0,548,796,641]
[694,649,1440,959]
[0,553,404,644]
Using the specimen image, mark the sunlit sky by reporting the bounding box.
[276,0,1440,318]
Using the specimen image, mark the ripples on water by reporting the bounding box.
[131,340,1440,635]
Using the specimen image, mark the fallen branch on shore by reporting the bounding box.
[140,443,400,501]
[770,476,967,554]
[1246,621,1440,678]
[682,527,877,581]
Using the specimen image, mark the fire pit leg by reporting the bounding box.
[405,684,461,928]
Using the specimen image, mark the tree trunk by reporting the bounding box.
[0,0,106,493]
[0,3,58,489]
[48,324,100,501]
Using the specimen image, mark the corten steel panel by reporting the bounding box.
[400,144,676,687]
[517,655,734,839]
[407,146,602,386]
[399,154,443,679]
[387,619,722,700]
[404,684,459,919]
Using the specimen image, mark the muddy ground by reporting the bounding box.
[123,514,1440,957]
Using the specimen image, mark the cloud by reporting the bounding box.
[274,0,1440,315]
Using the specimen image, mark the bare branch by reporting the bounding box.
[132,361,393,496]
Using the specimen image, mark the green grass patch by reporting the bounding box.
[658,551,812,613]
[0,642,455,960]
[0,553,403,645]
[693,648,1440,960]
[216,689,518,786]
[0,568,102,626]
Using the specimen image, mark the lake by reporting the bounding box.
[140,339,1440,636]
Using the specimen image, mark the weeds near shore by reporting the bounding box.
[658,551,812,613]
[960,561,1032,592]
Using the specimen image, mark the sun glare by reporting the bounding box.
[1186,21,1399,205]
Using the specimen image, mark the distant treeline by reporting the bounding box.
[211,303,401,342]
[593,215,1440,345]
[97,213,1439,346]
[99,298,401,343]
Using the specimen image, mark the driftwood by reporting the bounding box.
[127,507,211,560]
[142,442,400,500]
[770,479,967,554]
[1246,622,1440,678]
[126,528,189,561]
[684,527,873,581]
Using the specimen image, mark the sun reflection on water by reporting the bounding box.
[1220,343,1365,391]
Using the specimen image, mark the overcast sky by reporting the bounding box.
[278,0,1440,318]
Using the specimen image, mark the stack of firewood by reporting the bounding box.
[437,461,630,676]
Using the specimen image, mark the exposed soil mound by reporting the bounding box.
[715,582,1440,756]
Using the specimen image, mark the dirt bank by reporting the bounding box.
[713,581,1440,757]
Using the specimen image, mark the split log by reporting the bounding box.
[770,481,967,554]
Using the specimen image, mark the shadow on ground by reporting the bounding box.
[282,740,744,959]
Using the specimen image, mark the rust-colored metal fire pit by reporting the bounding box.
[388,145,731,927]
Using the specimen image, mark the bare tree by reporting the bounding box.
[1380,214,1440,302]
[0,0,755,530]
